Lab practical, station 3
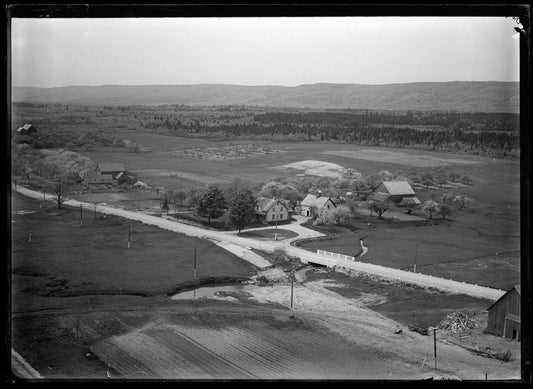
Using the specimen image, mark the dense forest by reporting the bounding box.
[11,103,520,159]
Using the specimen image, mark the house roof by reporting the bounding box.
[486,284,521,311]
[301,194,318,207]
[97,163,126,172]
[256,197,288,213]
[369,192,390,202]
[381,181,416,195]
[301,194,335,208]
[17,124,34,132]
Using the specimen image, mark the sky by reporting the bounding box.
[11,17,521,88]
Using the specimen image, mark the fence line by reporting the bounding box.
[317,249,355,262]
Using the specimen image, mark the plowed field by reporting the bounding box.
[91,316,421,380]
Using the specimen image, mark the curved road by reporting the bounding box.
[13,185,505,300]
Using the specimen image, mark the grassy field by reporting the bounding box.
[10,193,257,310]
[239,228,298,241]
[76,134,495,189]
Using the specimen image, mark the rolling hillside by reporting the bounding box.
[12,81,519,112]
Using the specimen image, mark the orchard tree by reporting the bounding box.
[453,195,472,210]
[399,197,420,214]
[331,205,352,224]
[196,184,227,223]
[184,188,202,209]
[369,201,389,219]
[461,175,473,185]
[172,189,187,208]
[449,172,460,182]
[436,175,448,188]
[226,187,256,233]
[161,194,170,214]
[422,200,439,220]
[441,192,454,204]
[437,203,452,220]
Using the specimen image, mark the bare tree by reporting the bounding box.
[54,182,65,209]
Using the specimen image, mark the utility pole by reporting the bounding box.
[290,274,294,309]
[94,204,97,220]
[128,223,131,249]
[193,247,197,279]
[433,328,437,370]
[80,204,83,226]
[414,243,418,273]
[43,190,46,215]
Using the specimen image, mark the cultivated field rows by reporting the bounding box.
[91,319,422,380]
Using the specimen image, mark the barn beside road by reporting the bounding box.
[486,284,521,341]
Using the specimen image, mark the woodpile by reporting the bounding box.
[438,312,477,334]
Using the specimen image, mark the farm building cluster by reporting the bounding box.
[80,163,132,186]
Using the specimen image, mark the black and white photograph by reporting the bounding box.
[6,4,530,382]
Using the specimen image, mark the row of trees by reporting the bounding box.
[254,110,519,132]
[161,181,258,233]
[368,193,472,221]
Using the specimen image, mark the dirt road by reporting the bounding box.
[14,185,505,300]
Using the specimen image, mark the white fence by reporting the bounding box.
[316,249,356,262]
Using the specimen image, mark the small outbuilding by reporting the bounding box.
[299,194,336,217]
[486,284,521,341]
[16,124,37,135]
[369,181,420,205]
[255,197,290,224]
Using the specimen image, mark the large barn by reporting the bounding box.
[369,181,420,205]
[486,284,521,341]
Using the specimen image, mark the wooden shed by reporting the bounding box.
[486,284,521,341]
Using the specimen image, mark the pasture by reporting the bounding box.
[10,193,257,312]
[77,132,498,191]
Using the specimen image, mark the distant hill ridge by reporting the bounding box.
[12,81,519,113]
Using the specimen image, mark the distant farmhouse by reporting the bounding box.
[80,169,114,185]
[369,181,420,205]
[486,284,521,341]
[299,194,336,217]
[81,163,128,185]
[16,124,36,136]
[97,163,126,179]
[255,197,290,223]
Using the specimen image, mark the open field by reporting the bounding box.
[11,193,256,308]
[323,149,485,167]
[77,134,500,189]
